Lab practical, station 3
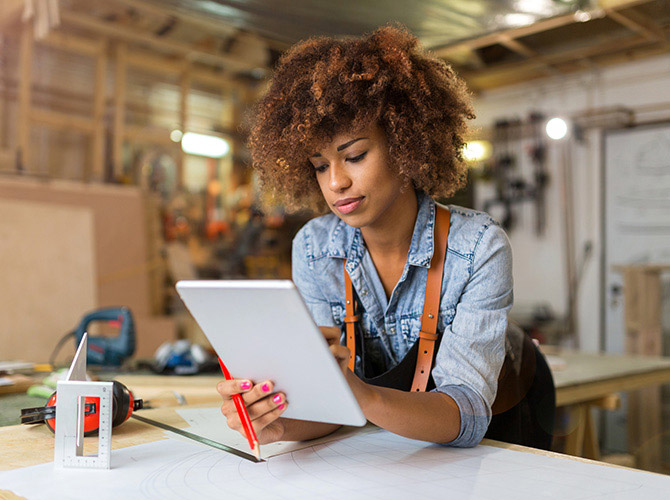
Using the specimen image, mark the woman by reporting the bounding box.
[217,25,513,448]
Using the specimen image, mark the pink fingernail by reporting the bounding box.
[262,383,270,392]
[240,381,251,390]
[272,394,282,404]
[278,404,285,410]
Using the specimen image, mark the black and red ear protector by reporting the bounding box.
[20,380,144,436]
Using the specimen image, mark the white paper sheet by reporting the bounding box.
[2,429,670,500]
[173,407,377,459]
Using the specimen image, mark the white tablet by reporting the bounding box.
[176,280,366,427]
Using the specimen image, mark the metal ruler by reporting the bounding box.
[131,413,262,463]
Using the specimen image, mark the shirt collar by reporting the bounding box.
[326,190,436,270]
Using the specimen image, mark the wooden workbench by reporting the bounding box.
[545,348,670,466]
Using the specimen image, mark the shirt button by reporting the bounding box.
[361,289,368,296]
[390,327,396,334]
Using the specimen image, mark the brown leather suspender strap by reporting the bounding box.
[343,205,451,388]
[411,206,450,392]
[343,261,358,371]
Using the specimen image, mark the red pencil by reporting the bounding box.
[218,357,260,460]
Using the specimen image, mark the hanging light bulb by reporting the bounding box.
[546,117,569,140]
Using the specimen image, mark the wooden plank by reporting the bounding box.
[126,50,240,92]
[434,13,580,57]
[126,50,187,75]
[498,35,537,58]
[605,8,665,42]
[621,266,664,471]
[60,11,265,74]
[41,31,104,57]
[0,178,153,320]
[30,108,95,134]
[462,34,651,88]
[178,66,191,189]
[113,43,127,180]
[0,148,14,169]
[433,0,656,61]
[582,407,601,461]
[555,367,670,407]
[564,404,587,456]
[123,125,174,146]
[92,40,108,182]
[0,0,24,30]
[0,405,190,471]
[18,23,33,172]
[0,199,97,363]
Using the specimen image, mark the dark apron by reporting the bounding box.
[349,301,555,450]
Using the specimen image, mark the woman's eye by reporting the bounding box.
[314,164,328,173]
[347,152,367,163]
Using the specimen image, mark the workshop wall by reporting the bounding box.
[472,52,670,352]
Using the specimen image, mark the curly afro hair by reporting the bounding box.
[247,24,475,212]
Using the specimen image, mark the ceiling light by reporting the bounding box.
[463,140,492,162]
[514,0,555,16]
[170,129,183,142]
[573,10,592,22]
[546,118,569,140]
[181,132,230,158]
[503,13,537,27]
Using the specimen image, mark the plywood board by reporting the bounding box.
[0,199,97,362]
[0,178,151,316]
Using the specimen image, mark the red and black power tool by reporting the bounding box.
[20,380,143,436]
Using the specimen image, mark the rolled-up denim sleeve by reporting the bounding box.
[431,222,513,447]
[291,227,336,327]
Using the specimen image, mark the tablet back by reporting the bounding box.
[176,280,366,426]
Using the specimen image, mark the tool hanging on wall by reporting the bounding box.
[528,111,549,236]
[484,117,519,230]
[482,111,550,234]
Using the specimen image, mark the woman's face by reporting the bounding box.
[309,123,410,229]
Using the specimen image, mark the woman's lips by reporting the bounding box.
[334,197,364,215]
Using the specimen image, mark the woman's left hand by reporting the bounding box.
[319,326,350,373]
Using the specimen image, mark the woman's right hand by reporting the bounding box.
[216,379,288,444]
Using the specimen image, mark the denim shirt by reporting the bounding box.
[291,190,513,447]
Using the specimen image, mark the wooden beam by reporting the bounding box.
[605,8,667,42]
[18,23,34,171]
[462,34,651,88]
[123,125,175,146]
[91,40,109,182]
[41,31,104,57]
[433,0,655,59]
[0,35,5,151]
[113,43,127,179]
[498,34,537,58]
[191,67,239,92]
[126,50,243,93]
[0,148,14,168]
[178,66,191,189]
[597,0,655,9]
[433,13,579,57]
[107,0,290,53]
[497,34,560,77]
[30,108,96,134]
[0,0,24,30]
[126,50,187,76]
[109,0,238,41]
[60,11,267,74]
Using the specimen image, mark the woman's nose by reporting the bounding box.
[328,162,352,192]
